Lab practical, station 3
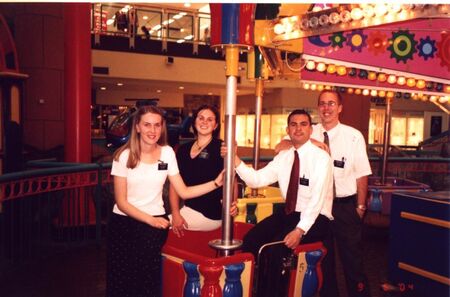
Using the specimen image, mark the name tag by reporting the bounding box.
[299,177,309,186]
[199,151,209,159]
[158,162,168,170]
[334,159,345,168]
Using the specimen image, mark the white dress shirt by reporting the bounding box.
[312,123,372,198]
[236,140,333,234]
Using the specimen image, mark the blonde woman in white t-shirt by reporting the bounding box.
[107,105,223,297]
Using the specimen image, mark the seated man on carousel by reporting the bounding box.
[226,109,335,296]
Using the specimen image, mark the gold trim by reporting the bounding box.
[398,262,450,286]
[400,212,450,229]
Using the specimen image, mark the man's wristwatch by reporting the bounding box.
[357,204,367,211]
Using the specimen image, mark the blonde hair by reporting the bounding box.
[113,105,167,168]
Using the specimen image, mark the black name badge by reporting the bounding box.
[334,160,345,168]
[299,177,309,186]
[158,162,168,170]
[199,151,209,159]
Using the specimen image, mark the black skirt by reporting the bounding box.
[106,213,168,297]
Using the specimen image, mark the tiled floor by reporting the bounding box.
[1,225,392,297]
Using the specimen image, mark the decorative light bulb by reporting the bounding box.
[368,72,377,80]
[340,10,351,23]
[327,64,337,74]
[329,12,340,24]
[387,75,397,84]
[416,80,426,89]
[439,96,449,104]
[362,89,370,96]
[347,88,354,94]
[355,89,362,95]
[337,66,347,76]
[319,14,329,26]
[303,83,310,90]
[445,85,450,93]
[317,85,324,91]
[300,18,309,30]
[391,4,401,13]
[375,4,388,16]
[351,8,364,20]
[363,5,375,18]
[429,96,437,102]
[325,85,332,90]
[378,73,387,82]
[378,90,386,97]
[397,76,406,85]
[316,63,326,72]
[386,91,395,98]
[406,78,416,87]
[306,60,316,70]
[370,90,378,97]
[309,17,319,28]
[311,84,317,91]
[284,22,294,33]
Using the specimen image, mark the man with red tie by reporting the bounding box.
[231,109,334,296]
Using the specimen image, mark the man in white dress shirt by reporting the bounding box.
[233,109,334,296]
[276,90,372,297]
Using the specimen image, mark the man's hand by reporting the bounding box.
[171,213,188,237]
[274,139,293,154]
[283,228,304,249]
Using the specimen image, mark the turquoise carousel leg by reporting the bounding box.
[183,261,201,297]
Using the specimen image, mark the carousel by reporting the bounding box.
[159,4,449,297]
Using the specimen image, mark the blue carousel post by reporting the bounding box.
[183,261,201,297]
[302,250,324,297]
[208,3,256,256]
[223,263,245,297]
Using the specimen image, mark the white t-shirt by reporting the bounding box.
[111,146,179,216]
[236,140,333,234]
[312,123,372,197]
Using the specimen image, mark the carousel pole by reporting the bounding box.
[208,3,256,256]
[248,47,269,197]
[381,96,393,184]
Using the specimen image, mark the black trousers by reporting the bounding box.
[242,212,332,297]
[332,197,371,297]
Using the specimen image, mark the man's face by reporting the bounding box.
[286,114,313,147]
[318,92,342,126]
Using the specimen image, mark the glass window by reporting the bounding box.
[199,17,211,44]
[101,4,130,34]
[390,117,407,145]
[136,9,162,39]
[406,117,424,146]
[167,12,193,42]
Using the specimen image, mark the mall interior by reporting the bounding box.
[0,3,449,297]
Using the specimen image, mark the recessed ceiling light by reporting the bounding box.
[100,86,106,90]
[156,90,162,93]
[117,83,123,86]
[143,15,148,20]
[179,86,184,90]
[208,92,213,95]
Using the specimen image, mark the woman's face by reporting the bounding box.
[136,112,163,146]
[195,108,218,137]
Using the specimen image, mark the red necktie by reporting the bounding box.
[285,150,299,214]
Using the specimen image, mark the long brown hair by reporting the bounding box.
[113,105,167,168]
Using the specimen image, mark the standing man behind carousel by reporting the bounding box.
[276,89,372,297]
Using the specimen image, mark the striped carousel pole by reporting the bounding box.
[208,3,256,256]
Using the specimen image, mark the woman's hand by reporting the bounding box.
[214,170,225,187]
[171,213,188,237]
[230,201,238,217]
[148,216,170,229]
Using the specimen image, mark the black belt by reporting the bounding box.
[333,194,356,203]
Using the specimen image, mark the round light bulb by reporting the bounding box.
[301,18,309,30]
[444,85,450,93]
[325,85,332,90]
[439,96,449,104]
[340,10,351,23]
[378,73,387,82]
[362,89,370,96]
[397,76,406,85]
[355,89,362,95]
[306,60,316,70]
[368,72,377,80]
[309,17,319,28]
[311,84,317,91]
[363,5,375,18]
[391,4,402,13]
[351,8,364,20]
[284,22,294,33]
[337,66,347,76]
[412,94,419,100]
[329,12,340,24]
[303,83,310,90]
[378,90,386,97]
[327,64,337,74]
[317,85,324,91]
[370,90,378,97]
[319,14,329,26]
[387,91,395,98]
[406,78,416,87]
[416,80,426,89]
[375,4,388,16]
[316,62,326,72]
[429,96,437,102]
[387,75,397,84]
[347,88,354,94]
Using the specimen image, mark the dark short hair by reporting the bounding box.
[287,109,312,126]
[318,90,342,105]
[191,104,221,138]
